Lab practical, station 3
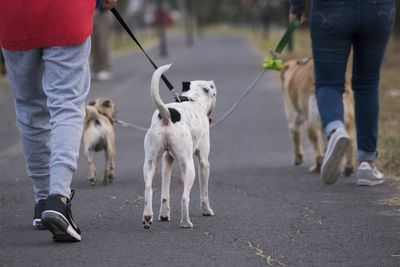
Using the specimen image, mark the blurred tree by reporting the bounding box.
[178,0,196,47]
[116,0,130,16]
[395,0,400,38]
[156,0,168,56]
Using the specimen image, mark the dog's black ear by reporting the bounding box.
[102,100,112,108]
[182,81,191,92]
[88,101,96,106]
[202,87,209,94]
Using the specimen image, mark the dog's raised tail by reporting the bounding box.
[151,64,172,125]
[85,105,99,122]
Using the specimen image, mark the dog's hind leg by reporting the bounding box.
[143,148,163,229]
[176,154,196,228]
[343,120,355,176]
[283,96,304,166]
[289,119,304,166]
[159,152,173,221]
[85,149,97,186]
[104,146,115,185]
[306,122,323,173]
[196,147,214,217]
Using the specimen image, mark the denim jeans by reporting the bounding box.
[2,38,91,202]
[310,0,395,161]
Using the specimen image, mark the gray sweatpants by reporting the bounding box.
[2,38,91,203]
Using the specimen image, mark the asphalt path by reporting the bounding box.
[0,35,399,266]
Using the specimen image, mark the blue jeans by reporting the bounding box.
[310,0,395,161]
[2,38,91,202]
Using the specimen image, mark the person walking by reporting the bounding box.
[92,0,115,81]
[0,0,117,242]
[289,0,395,186]
[0,49,6,76]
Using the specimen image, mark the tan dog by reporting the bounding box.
[280,58,355,176]
[83,98,116,185]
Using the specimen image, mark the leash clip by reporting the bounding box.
[263,51,283,71]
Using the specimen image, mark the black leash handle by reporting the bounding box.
[110,8,174,92]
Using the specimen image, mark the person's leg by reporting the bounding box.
[2,48,51,203]
[41,38,91,199]
[91,12,113,79]
[310,1,352,137]
[91,13,101,74]
[40,38,91,242]
[353,0,394,162]
[352,0,394,186]
[0,49,7,75]
[310,0,354,184]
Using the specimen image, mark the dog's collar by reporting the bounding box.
[175,96,194,103]
[297,57,313,66]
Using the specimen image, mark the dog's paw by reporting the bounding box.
[107,173,114,184]
[159,215,170,221]
[89,177,96,186]
[343,165,354,177]
[201,202,214,216]
[143,215,153,229]
[180,220,193,228]
[294,154,304,166]
[308,163,321,173]
[202,211,214,216]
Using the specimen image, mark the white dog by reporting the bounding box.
[142,64,217,229]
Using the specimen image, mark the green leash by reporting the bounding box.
[263,18,301,71]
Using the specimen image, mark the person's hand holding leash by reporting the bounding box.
[289,13,307,24]
[288,0,307,23]
[103,0,117,10]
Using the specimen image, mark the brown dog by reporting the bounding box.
[83,98,116,185]
[280,58,355,176]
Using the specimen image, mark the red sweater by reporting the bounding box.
[0,1,95,51]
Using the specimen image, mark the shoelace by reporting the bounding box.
[66,189,80,231]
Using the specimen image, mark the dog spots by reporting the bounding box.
[143,215,153,229]
[95,119,101,126]
[159,216,169,221]
[158,108,181,123]
[176,96,193,102]
[182,81,191,92]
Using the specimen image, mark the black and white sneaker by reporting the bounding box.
[41,190,81,242]
[33,199,46,230]
[321,128,350,185]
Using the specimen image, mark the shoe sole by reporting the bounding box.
[357,179,384,186]
[32,219,46,230]
[321,136,350,185]
[41,210,81,242]
[357,168,384,186]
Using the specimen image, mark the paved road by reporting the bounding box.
[0,35,399,266]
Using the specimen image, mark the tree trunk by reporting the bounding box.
[395,0,400,38]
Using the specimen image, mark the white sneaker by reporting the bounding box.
[356,162,384,186]
[321,128,350,185]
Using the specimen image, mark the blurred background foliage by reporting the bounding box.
[109,0,400,178]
